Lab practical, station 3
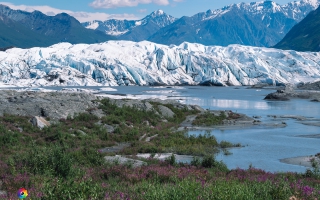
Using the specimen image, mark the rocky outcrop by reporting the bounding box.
[0,90,99,120]
[104,155,146,168]
[99,143,131,153]
[158,105,175,118]
[264,83,320,101]
[0,90,203,124]
[109,99,155,112]
[95,121,115,133]
[297,81,320,90]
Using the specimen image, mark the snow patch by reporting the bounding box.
[85,22,99,30]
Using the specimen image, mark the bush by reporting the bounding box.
[190,156,201,167]
[73,112,98,122]
[201,155,229,172]
[165,154,176,166]
[14,144,74,178]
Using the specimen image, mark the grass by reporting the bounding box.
[0,99,319,199]
[192,111,227,126]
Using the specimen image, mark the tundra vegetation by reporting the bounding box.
[0,98,319,199]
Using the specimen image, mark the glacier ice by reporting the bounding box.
[0,40,320,87]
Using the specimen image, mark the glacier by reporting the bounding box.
[0,40,320,87]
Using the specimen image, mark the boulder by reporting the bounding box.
[158,105,175,118]
[104,155,146,168]
[264,93,290,101]
[191,105,205,112]
[99,143,131,153]
[31,116,50,129]
[145,134,158,142]
[95,121,115,133]
[89,109,105,118]
[103,124,115,133]
[109,99,154,111]
[76,130,87,136]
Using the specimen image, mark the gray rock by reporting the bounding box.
[109,99,154,111]
[0,190,7,197]
[158,105,175,118]
[264,92,290,101]
[89,109,105,118]
[191,105,205,112]
[99,143,131,153]
[95,121,116,133]
[147,98,178,105]
[76,130,87,136]
[142,120,150,126]
[139,133,147,141]
[145,134,158,142]
[0,90,99,120]
[31,116,50,129]
[103,124,115,133]
[104,155,146,168]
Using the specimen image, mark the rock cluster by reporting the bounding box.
[0,90,98,120]
[0,90,203,129]
[264,83,320,101]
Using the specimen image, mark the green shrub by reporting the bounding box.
[201,155,229,172]
[165,154,176,166]
[192,111,227,126]
[13,144,74,178]
[190,156,201,167]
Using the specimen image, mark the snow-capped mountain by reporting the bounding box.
[274,3,320,51]
[82,10,176,41]
[0,4,114,48]
[1,41,320,87]
[148,0,320,47]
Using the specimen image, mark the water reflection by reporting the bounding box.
[183,99,269,110]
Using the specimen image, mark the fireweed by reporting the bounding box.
[0,101,319,199]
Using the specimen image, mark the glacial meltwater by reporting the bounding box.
[14,86,320,173]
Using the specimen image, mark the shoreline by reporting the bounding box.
[280,156,320,168]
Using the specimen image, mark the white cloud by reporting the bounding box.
[0,2,139,22]
[89,0,169,9]
[137,9,148,13]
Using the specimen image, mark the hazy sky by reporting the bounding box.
[0,0,300,22]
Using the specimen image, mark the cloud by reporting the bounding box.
[0,2,139,22]
[89,0,170,9]
[137,9,147,13]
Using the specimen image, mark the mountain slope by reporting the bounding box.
[1,41,320,87]
[0,14,54,48]
[82,10,176,41]
[148,0,320,47]
[274,5,320,51]
[0,5,115,48]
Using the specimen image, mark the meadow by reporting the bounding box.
[0,98,319,199]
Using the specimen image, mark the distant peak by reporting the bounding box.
[151,9,165,17]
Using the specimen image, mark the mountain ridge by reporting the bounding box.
[81,0,320,47]
[0,4,115,48]
[82,10,176,41]
[274,4,320,51]
[148,0,320,47]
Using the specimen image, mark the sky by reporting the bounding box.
[0,0,297,22]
